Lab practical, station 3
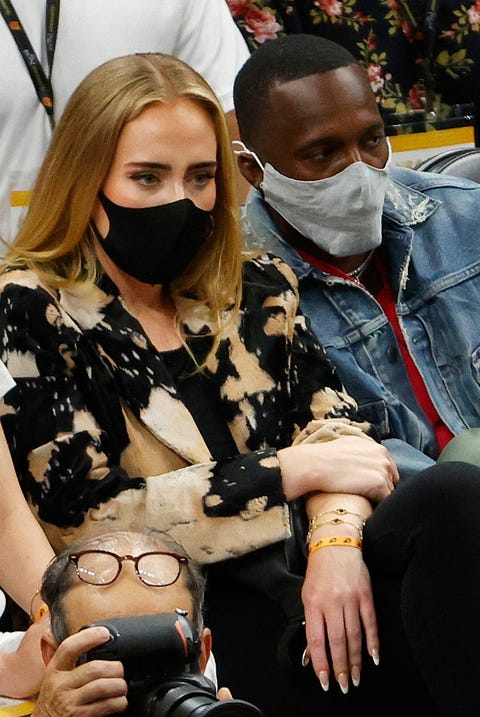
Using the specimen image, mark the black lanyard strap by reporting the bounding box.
[0,0,60,128]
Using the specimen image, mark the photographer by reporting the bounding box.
[32,530,233,717]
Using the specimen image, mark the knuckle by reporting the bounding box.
[327,628,345,648]
[347,625,362,644]
[308,635,326,651]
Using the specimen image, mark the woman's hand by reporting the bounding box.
[301,544,378,694]
[278,435,399,502]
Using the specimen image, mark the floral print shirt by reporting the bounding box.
[226,0,479,127]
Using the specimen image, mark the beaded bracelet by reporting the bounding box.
[308,535,363,557]
[33,602,49,623]
[29,587,49,623]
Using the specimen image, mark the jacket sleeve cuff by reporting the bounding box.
[145,449,291,564]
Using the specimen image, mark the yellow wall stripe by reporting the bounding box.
[10,191,32,208]
[0,701,36,716]
[390,126,475,153]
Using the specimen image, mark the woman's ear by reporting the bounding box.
[198,626,212,673]
[236,153,264,190]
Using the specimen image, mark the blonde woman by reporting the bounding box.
[1,53,474,716]
[0,58,393,557]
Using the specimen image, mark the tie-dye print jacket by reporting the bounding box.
[0,254,371,563]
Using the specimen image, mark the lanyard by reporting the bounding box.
[0,0,60,129]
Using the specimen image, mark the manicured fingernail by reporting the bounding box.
[337,672,349,694]
[301,647,310,667]
[319,670,329,692]
[351,665,361,687]
[371,647,380,666]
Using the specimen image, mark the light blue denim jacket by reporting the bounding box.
[243,166,480,477]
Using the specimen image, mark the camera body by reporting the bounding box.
[81,611,263,717]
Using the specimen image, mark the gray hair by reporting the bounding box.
[41,528,206,643]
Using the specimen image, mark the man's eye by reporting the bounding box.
[307,147,333,162]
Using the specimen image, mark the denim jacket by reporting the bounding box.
[243,166,480,477]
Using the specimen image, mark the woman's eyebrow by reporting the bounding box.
[124,161,217,170]
[125,161,170,170]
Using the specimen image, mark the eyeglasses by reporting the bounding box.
[68,550,189,587]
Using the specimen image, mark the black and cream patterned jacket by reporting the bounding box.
[0,254,372,563]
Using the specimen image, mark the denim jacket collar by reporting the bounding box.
[383,175,439,227]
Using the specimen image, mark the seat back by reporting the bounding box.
[416,147,480,182]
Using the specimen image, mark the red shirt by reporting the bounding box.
[297,246,453,450]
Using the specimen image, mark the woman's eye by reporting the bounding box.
[190,172,216,188]
[131,173,159,186]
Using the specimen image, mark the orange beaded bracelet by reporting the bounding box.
[33,602,49,623]
[29,587,49,623]
[308,535,363,556]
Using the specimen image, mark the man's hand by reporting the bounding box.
[217,687,233,700]
[32,627,128,717]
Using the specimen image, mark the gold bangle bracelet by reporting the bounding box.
[309,507,367,525]
[306,517,364,544]
[308,535,363,556]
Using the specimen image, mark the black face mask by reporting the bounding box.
[94,191,211,285]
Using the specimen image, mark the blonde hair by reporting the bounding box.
[1,53,244,335]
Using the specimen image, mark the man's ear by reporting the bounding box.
[40,623,58,667]
[198,627,212,673]
[236,153,264,190]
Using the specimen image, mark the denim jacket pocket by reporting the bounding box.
[356,399,391,439]
[471,345,480,384]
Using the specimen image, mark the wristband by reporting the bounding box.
[308,535,363,556]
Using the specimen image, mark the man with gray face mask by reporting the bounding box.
[234,34,480,479]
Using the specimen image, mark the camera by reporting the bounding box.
[81,611,264,717]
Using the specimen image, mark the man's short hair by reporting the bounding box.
[233,34,357,147]
[41,529,206,643]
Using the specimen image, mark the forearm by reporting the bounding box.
[0,637,44,699]
[0,429,54,613]
[0,510,54,614]
[0,650,27,698]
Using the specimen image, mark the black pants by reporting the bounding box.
[206,462,480,717]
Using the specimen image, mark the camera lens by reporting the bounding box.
[146,683,263,716]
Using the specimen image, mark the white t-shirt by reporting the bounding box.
[0,360,14,401]
[0,0,250,246]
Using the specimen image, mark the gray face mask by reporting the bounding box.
[234,140,391,258]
